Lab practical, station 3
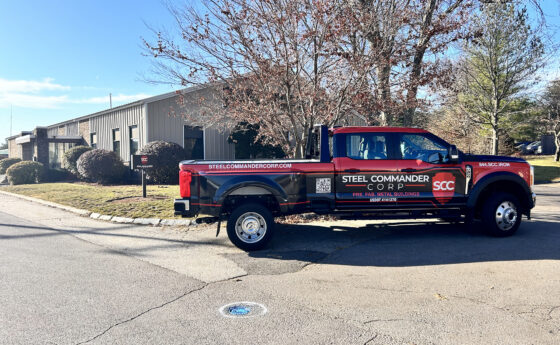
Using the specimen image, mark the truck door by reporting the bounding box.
[333,132,399,209]
[395,133,466,209]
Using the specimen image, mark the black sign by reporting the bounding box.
[132,154,154,169]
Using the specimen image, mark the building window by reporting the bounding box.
[184,125,204,160]
[48,142,76,169]
[129,125,139,155]
[90,133,97,149]
[112,128,120,156]
[48,142,58,168]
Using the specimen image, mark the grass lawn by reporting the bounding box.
[0,183,182,219]
[525,155,560,183]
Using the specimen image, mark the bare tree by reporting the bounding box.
[144,0,375,157]
[351,0,473,126]
[541,79,560,161]
[457,2,544,155]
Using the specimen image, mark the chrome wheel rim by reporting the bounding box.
[495,201,518,231]
[235,212,267,243]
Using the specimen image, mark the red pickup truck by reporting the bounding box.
[175,125,536,251]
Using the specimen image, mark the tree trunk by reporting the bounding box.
[555,133,560,162]
[492,127,499,156]
[403,48,425,127]
[376,58,392,126]
[403,0,437,127]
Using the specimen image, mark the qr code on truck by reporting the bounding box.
[316,178,331,194]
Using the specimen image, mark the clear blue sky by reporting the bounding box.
[0,0,181,142]
[1,1,560,144]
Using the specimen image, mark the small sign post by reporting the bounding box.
[132,155,155,198]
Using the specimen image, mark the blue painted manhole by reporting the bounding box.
[219,302,267,318]
[229,305,251,315]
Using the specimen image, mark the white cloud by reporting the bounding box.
[73,93,153,105]
[0,77,70,93]
[0,93,70,109]
[0,77,152,109]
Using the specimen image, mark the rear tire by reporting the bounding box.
[226,203,274,251]
[481,192,521,237]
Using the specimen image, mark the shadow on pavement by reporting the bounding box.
[0,221,220,247]
[249,215,560,267]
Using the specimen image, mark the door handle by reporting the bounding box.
[344,169,360,173]
[402,168,417,172]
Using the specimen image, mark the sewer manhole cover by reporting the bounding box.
[219,302,267,318]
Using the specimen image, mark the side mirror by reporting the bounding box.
[448,145,459,163]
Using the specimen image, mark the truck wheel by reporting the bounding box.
[227,203,274,251]
[481,192,521,237]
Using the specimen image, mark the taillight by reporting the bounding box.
[180,170,192,197]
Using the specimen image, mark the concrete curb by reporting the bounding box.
[0,189,193,227]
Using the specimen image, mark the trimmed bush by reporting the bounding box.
[6,161,44,185]
[63,145,92,175]
[139,141,186,184]
[76,149,126,184]
[0,157,21,174]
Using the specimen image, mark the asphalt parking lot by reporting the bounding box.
[0,184,559,344]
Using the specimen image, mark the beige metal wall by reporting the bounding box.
[146,89,235,160]
[89,104,145,162]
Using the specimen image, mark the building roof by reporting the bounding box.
[46,83,213,129]
[6,131,32,140]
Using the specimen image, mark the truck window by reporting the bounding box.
[400,134,449,163]
[346,134,387,160]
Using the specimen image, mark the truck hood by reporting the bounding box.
[463,154,527,163]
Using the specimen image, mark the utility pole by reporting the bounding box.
[109,93,112,108]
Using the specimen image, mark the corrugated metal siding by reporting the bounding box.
[147,89,234,160]
[66,122,79,136]
[89,104,145,162]
[204,126,234,160]
[47,127,58,138]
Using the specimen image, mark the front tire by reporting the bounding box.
[227,203,274,251]
[481,192,521,237]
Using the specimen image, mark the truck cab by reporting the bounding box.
[175,125,536,251]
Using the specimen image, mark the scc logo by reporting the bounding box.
[433,180,455,191]
[432,172,456,204]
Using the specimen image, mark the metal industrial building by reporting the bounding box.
[6,85,234,168]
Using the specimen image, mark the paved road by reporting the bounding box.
[0,184,559,344]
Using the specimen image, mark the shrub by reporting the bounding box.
[0,158,21,174]
[76,149,126,184]
[6,161,44,185]
[139,141,186,184]
[63,145,92,175]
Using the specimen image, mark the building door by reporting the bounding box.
[184,125,204,160]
